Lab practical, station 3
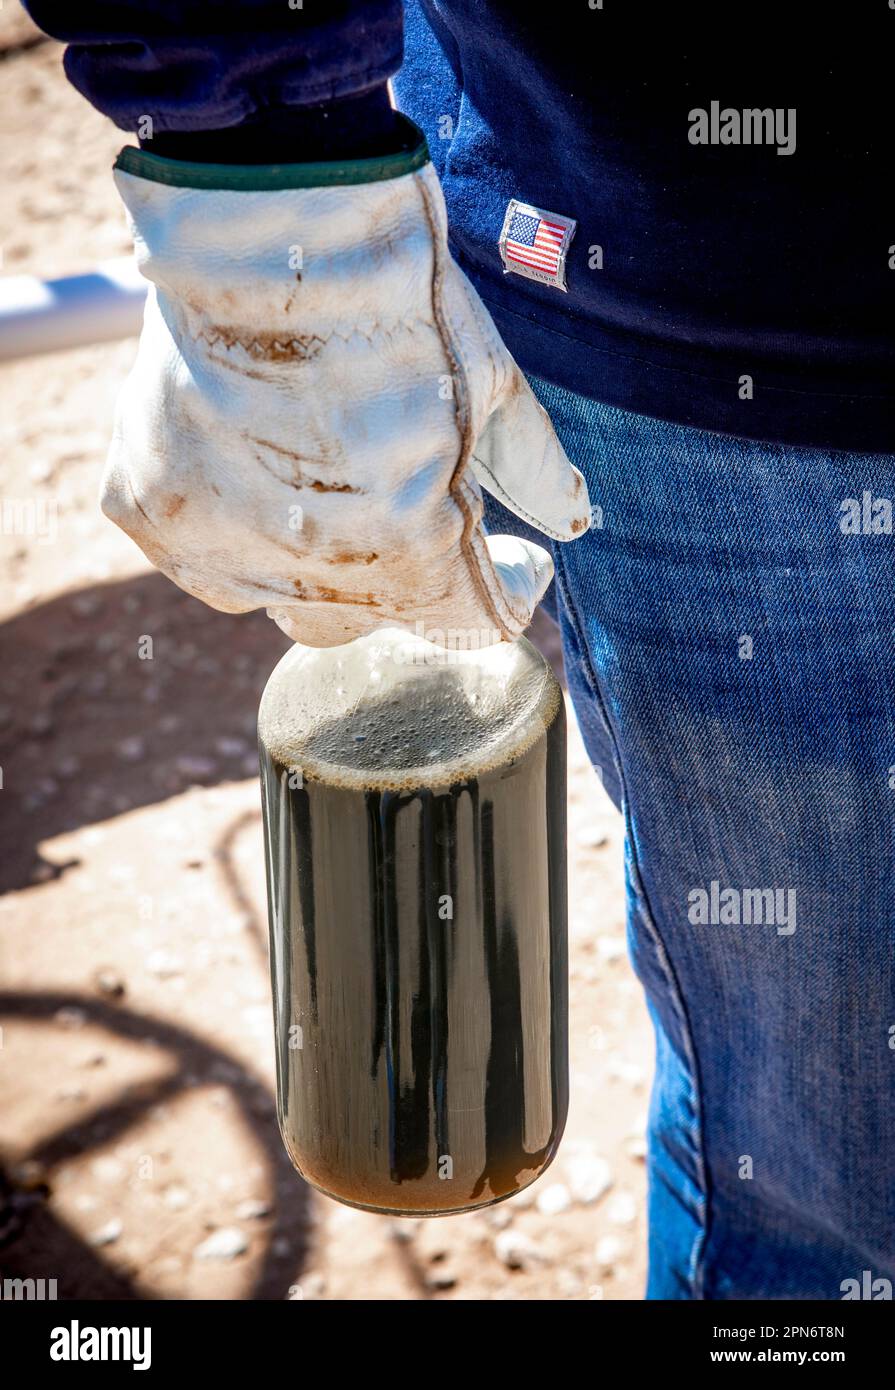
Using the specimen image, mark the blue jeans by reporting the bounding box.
[486,377,895,1300]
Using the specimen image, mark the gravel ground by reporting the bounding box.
[0,6,651,1300]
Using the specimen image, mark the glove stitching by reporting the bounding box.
[457,475,528,629]
[414,169,518,639]
[469,449,566,542]
[193,318,430,357]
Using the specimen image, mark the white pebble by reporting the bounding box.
[593,1235,624,1271]
[494,1230,544,1270]
[90,1218,123,1246]
[194,1227,248,1261]
[575,825,609,849]
[145,949,184,979]
[536,1183,572,1216]
[235,1197,271,1221]
[606,1191,638,1227]
[566,1153,612,1206]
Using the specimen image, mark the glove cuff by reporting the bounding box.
[114,115,428,191]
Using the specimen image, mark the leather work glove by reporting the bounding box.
[102,131,591,648]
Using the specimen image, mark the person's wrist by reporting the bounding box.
[140,87,417,165]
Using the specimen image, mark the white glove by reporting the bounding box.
[102,142,591,647]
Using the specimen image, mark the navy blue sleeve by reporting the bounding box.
[23,1,408,159]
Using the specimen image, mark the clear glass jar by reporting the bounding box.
[258,628,568,1216]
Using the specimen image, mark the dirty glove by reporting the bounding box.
[102,134,591,647]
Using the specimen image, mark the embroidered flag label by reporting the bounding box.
[498,199,576,291]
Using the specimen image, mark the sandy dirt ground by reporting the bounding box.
[0,8,652,1300]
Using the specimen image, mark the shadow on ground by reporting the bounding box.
[0,992,313,1299]
[0,572,291,893]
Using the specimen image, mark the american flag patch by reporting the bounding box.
[498,199,576,291]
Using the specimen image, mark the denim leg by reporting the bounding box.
[487,376,895,1299]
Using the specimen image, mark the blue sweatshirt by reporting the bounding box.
[26,0,895,452]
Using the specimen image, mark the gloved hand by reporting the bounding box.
[103,134,591,648]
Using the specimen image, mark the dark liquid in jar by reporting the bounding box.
[259,693,567,1216]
